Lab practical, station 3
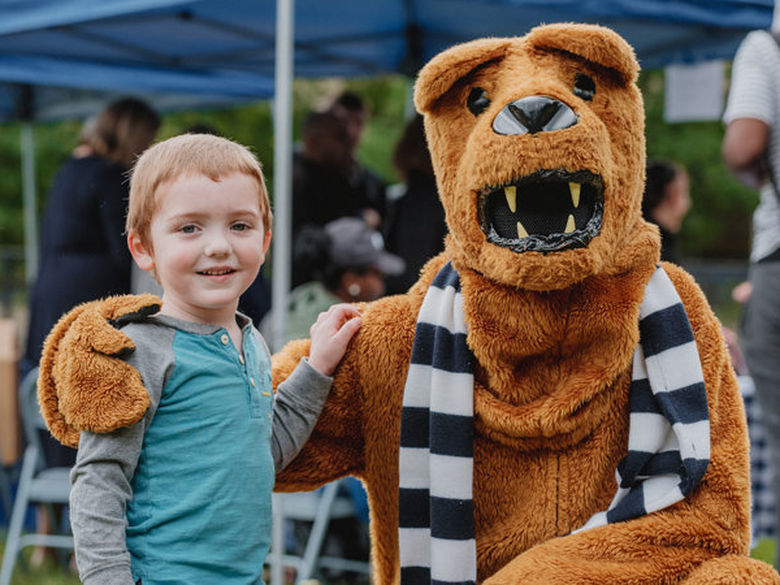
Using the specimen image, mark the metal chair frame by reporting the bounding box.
[0,367,73,585]
[273,480,371,584]
[0,448,12,523]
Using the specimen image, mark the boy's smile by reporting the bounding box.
[129,171,271,328]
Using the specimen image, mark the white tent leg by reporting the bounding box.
[271,0,294,353]
[270,1,294,585]
[21,122,37,284]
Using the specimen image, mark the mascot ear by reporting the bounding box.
[414,37,513,114]
[526,23,639,86]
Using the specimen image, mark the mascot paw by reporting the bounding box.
[37,294,161,448]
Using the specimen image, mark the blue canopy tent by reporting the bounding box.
[0,55,271,120]
[0,0,773,347]
[0,0,773,77]
[0,1,774,583]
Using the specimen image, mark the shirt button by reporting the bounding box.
[250,377,256,387]
[220,334,229,345]
[239,355,245,364]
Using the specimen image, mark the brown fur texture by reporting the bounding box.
[37,23,778,583]
[38,294,159,447]
[273,23,779,583]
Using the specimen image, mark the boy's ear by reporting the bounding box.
[127,231,155,272]
[262,229,272,256]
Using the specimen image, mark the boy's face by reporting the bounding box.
[129,172,271,324]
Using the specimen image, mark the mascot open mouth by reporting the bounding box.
[479,170,604,253]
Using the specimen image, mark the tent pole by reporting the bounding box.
[270,1,294,584]
[21,122,37,285]
[271,0,294,354]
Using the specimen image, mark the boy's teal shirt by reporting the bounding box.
[69,313,332,585]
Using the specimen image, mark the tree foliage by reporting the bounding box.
[0,71,760,261]
[641,68,758,259]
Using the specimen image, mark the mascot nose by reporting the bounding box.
[492,96,578,135]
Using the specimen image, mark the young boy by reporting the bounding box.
[68,133,362,585]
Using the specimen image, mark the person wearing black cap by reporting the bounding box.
[262,217,405,345]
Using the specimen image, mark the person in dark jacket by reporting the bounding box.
[384,114,447,294]
[329,91,388,229]
[22,98,160,470]
[292,111,374,234]
[23,98,160,377]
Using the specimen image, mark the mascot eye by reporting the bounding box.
[467,87,491,116]
[573,73,596,101]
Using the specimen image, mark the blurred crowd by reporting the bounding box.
[13,43,780,570]
[14,91,447,572]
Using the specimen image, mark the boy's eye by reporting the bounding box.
[232,222,251,231]
[179,225,197,234]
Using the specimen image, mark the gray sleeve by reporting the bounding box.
[272,357,333,471]
[70,421,147,585]
[69,322,173,585]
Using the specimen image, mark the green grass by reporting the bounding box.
[752,538,778,567]
[0,533,776,583]
[0,538,80,585]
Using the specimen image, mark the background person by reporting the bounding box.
[23,97,160,380]
[21,97,159,467]
[641,159,691,265]
[292,112,358,235]
[722,26,780,558]
[328,91,387,229]
[384,114,447,294]
[265,216,404,345]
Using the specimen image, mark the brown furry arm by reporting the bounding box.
[481,265,779,583]
[38,294,161,447]
[272,335,366,492]
[272,288,423,493]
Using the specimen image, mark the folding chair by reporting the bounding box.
[0,367,73,585]
[273,479,371,584]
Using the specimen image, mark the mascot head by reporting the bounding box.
[414,23,658,290]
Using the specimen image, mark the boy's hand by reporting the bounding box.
[308,304,362,376]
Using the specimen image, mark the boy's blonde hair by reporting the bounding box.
[127,133,272,246]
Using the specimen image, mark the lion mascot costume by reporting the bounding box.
[38,23,780,584]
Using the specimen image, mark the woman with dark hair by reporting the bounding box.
[641,159,690,265]
[24,98,160,377]
[22,98,160,470]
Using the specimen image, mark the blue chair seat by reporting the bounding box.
[28,467,71,504]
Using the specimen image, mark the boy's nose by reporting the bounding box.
[204,232,231,256]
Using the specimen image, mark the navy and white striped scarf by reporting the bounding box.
[398,262,710,585]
